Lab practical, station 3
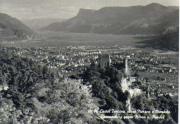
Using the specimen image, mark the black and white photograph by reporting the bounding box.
[0,0,179,124]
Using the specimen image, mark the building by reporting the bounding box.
[98,54,111,69]
[121,56,142,111]
[124,56,131,77]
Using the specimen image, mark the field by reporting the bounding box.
[1,31,145,48]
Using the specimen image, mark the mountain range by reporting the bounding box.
[0,13,34,41]
[0,3,178,50]
[43,3,179,35]
[23,18,65,31]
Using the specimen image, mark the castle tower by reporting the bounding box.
[98,54,111,69]
[125,56,130,77]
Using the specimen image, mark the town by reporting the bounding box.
[0,46,178,124]
[3,46,177,96]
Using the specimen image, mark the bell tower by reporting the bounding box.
[125,56,130,77]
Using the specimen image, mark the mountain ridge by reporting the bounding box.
[43,3,178,35]
[0,13,34,41]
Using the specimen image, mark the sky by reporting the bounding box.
[0,0,179,20]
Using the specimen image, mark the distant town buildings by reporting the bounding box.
[2,46,177,97]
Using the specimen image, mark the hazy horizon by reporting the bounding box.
[0,0,179,20]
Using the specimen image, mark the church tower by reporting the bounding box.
[124,56,130,77]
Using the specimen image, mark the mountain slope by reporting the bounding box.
[43,3,178,34]
[23,18,65,31]
[139,27,179,51]
[120,9,179,34]
[0,13,34,40]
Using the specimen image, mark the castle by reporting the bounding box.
[121,56,142,111]
[98,54,111,69]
